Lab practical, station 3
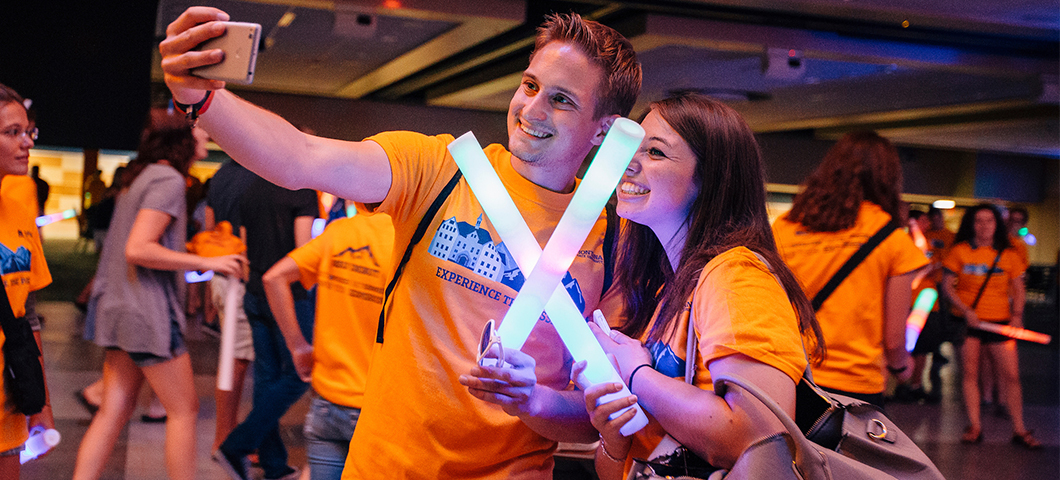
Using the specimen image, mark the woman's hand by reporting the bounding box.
[574,361,636,461]
[202,253,246,278]
[588,320,652,383]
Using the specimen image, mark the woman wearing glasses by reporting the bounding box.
[577,93,824,477]
[0,83,52,480]
[73,110,245,480]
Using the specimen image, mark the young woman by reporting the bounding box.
[772,131,927,407]
[942,203,1039,449]
[73,110,245,480]
[0,83,53,480]
[581,93,825,478]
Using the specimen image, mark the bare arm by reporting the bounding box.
[293,215,313,248]
[263,257,313,381]
[883,269,919,382]
[1010,273,1026,329]
[125,208,244,277]
[203,205,216,231]
[941,270,978,323]
[630,355,795,469]
[159,7,392,203]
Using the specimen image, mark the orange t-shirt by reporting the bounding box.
[626,247,807,465]
[0,192,52,451]
[773,202,928,394]
[345,131,610,480]
[914,228,954,311]
[287,214,394,409]
[942,243,1024,321]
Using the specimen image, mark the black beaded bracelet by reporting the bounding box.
[627,363,653,394]
[172,90,215,123]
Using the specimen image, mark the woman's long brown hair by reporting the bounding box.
[615,93,824,362]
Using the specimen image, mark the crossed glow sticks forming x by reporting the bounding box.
[448,117,649,436]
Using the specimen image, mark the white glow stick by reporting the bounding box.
[496,118,643,348]
[20,427,59,464]
[185,270,215,283]
[448,119,649,436]
[970,322,1052,345]
[216,278,242,391]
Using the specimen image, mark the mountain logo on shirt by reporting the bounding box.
[333,245,380,267]
[428,213,586,312]
[0,243,32,275]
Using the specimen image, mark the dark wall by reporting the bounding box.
[1,2,158,151]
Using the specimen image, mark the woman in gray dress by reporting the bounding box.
[74,110,245,480]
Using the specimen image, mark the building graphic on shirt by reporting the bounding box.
[0,243,31,275]
[428,214,586,311]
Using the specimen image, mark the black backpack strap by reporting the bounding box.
[376,170,463,344]
[601,199,617,295]
[811,219,901,311]
[969,249,1004,311]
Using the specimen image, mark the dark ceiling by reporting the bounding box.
[151,0,1060,157]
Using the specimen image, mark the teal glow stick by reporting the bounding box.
[905,288,938,352]
[448,118,649,436]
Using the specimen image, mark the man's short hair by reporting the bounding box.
[533,13,641,119]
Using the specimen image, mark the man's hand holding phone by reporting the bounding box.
[160,7,232,103]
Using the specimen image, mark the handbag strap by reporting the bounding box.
[968,249,1003,311]
[376,170,463,344]
[811,219,901,311]
[0,280,20,336]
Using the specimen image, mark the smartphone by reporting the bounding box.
[191,22,261,85]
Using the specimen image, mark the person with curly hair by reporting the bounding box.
[773,131,928,407]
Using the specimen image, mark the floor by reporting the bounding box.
[19,240,1060,479]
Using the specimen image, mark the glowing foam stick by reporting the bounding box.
[449,118,649,436]
[35,208,77,227]
[217,279,243,391]
[970,322,1052,345]
[20,427,60,464]
[185,270,215,283]
[905,288,938,352]
[497,118,644,349]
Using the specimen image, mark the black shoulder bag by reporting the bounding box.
[0,285,47,415]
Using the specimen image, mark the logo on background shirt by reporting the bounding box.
[332,245,381,267]
[650,341,685,378]
[0,243,31,275]
[428,213,586,311]
[962,263,1002,276]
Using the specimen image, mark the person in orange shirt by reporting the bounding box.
[773,131,928,407]
[0,82,54,480]
[523,93,824,478]
[263,211,394,480]
[942,203,1039,449]
[893,208,954,403]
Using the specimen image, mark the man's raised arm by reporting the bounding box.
[159,6,392,204]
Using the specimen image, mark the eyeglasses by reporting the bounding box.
[476,318,504,368]
[2,127,38,141]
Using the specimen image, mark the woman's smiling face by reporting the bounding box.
[616,108,699,234]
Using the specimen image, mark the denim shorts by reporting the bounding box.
[113,310,187,368]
